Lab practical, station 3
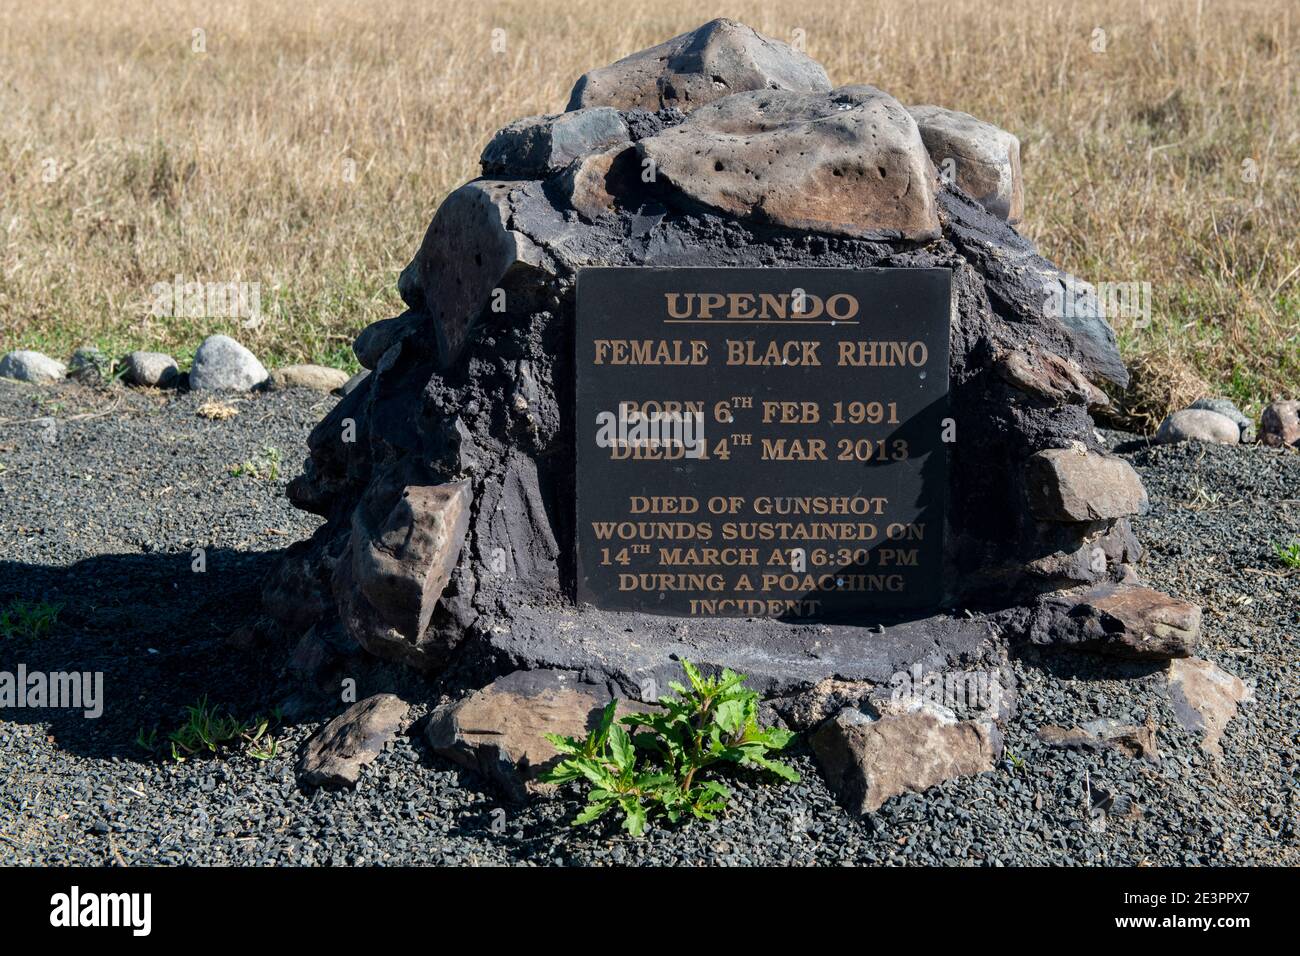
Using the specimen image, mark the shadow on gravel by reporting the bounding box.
[1011,643,1167,684]
[0,548,292,761]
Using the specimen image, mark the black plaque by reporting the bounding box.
[575,267,951,619]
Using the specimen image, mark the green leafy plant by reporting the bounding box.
[138,696,279,762]
[229,445,281,481]
[1273,540,1300,570]
[540,661,798,836]
[0,598,64,640]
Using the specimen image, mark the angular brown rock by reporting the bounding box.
[1029,583,1201,660]
[909,105,1023,222]
[352,480,472,644]
[567,18,830,113]
[810,701,1001,814]
[297,694,410,789]
[1166,657,1252,756]
[1036,718,1160,763]
[1026,444,1148,522]
[638,85,941,240]
[556,144,638,221]
[995,347,1109,408]
[426,670,639,802]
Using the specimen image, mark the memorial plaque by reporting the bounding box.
[576,267,952,620]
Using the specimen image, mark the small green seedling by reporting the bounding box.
[229,445,281,481]
[138,696,279,762]
[0,598,64,640]
[540,660,798,836]
[1273,540,1300,570]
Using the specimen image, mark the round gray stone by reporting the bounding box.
[0,350,66,383]
[188,335,268,391]
[1155,408,1240,445]
[123,351,180,388]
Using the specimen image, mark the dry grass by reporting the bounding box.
[1,0,1296,417]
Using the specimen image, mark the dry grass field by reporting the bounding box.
[0,0,1295,422]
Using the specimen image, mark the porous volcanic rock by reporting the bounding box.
[266,21,1151,694]
[567,18,830,113]
[481,108,630,178]
[638,85,941,240]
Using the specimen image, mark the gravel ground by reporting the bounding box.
[1,379,1295,866]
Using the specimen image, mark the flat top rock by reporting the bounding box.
[486,603,1003,698]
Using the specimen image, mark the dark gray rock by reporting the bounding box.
[297,693,410,789]
[480,605,1005,699]
[188,335,268,391]
[938,188,1129,388]
[567,18,830,113]
[398,180,554,369]
[339,368,370,396]
[481,108,629,178]
[353,312,421,370]
[67,347,111,386]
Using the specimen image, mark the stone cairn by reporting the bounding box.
[262,20,1223,805]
